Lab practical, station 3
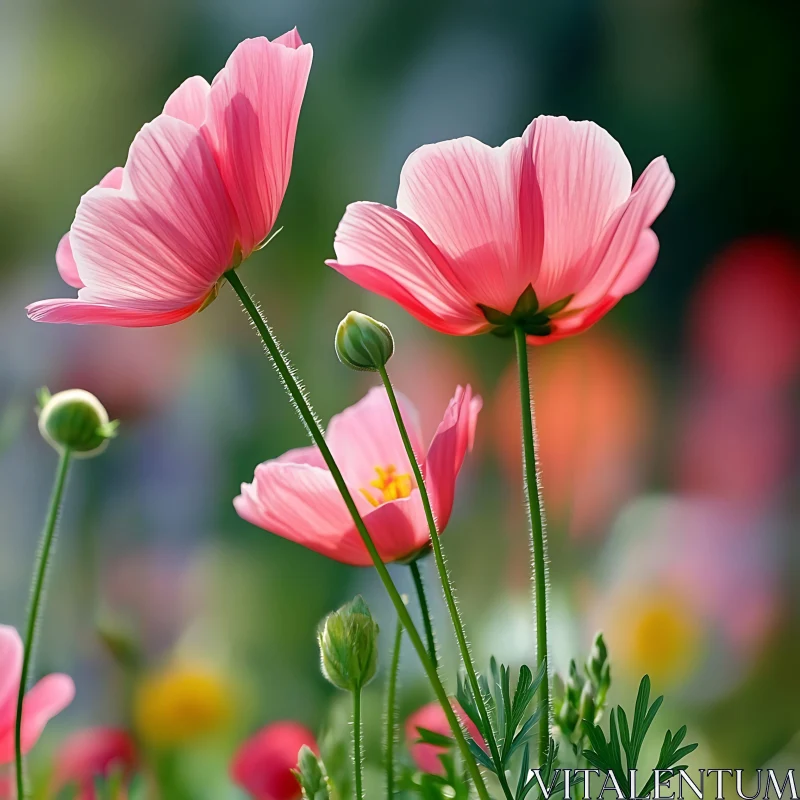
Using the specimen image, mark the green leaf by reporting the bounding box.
[416,726,455,748]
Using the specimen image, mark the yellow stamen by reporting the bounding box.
[360,464,414,507]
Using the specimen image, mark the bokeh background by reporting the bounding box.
[1,0,798,795]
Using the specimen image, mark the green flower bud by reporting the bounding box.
[317,595,379,692]
[566,659,584,705]
[335,311,394,372]
[588,632,608,679]
[37,388,118,458]
[578,681,596,727]
[293,745,332,800]
[556,695,579,735]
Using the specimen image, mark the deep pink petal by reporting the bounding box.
[204,36,313,254]
[360,494,431,561]
[424,386,482,529]
[53,727,137,797]
[0,674,75,764]
[327,203,487,335]
[164,76,211,129]
[396,135,543,312]
[526,116,634,307]
[325,386,424,491]
[0,627,22,728]
[26,296,206,328]
[55,234,83,289]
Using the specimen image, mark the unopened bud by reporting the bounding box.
[37,388,117,458]
[335,311,394,372]
[557,696,579,735]
[293,745,332,800]
[566,659,583,705]
[578,681,596,726]
[317,595,379,692]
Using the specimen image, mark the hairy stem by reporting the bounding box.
[379,367,514,798]
[384,617,402,799]
[409,560,437,671]
[225,270,490,799]
[353,687,364,800]
[513,326,551,764]
[16,448,72,800]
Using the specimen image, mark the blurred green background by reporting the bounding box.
[1,0,798,795]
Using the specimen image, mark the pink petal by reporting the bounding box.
[527,116,634,307]
[272,28,304,49]
[406,701,484,776]
[233,463,376,566]
[204,36,313,255]
[55,234,83,289]
[361,494,432,562]
[164,76,211,129]
[274,445,327,468]
[98,167,124,191]
[325,386,425,492]
[0,674,75,764]
[53,727,137,796]
[327,203,487,335]
[424,386,482,529]
[608,228,660,297]
[396,135,544,313]
[572,156,674,308]
[0,627,22,728]
[26,296,206,328]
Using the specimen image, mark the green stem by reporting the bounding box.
[225,270,490,800]
[15,447,72,800]
[513,326,551,764]
[353,687,364,800]
[384,618,402,800]
[409,560,437,671]
[378,367,514,799]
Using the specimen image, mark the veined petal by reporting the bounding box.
[0,626,22,727]
[527,116,634,307]
[327,203,487,335]
[26,296,206,327]
[396,135,544,312]
[274,444,327,468]
[361,493,431,562]
[205,35,313,255]
[71,115,237,305]
[164,75,211,129]
[273,27,304,49]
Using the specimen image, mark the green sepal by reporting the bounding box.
[478,285,571,338]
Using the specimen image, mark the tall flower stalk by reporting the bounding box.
[224,269,491,800]
[409,561,437,670]
[513,326,551,763]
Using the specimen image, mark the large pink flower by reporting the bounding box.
[234,385,481,566]
[27,30,312,327]
[52,727,137,800]
[0,625,75,764]
[327,116,674,342]
[230,722,317,800]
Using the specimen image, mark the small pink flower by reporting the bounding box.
[0,625,75,764]
[405,701,484,776]
[230,721,317,800]
[52,727,137,800]
[234,385,481,566]
[27,30,312,327]
[327,116,673,342]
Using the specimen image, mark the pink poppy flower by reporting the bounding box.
[230,721,317,800]
[327,116,674,342]
[0,625,75,764]
[52,727,137,800]
[405,701,484,776]
[27,30,312,327]
[234,385,481,566]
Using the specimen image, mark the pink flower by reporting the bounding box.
[52,727,137,800]
[327,116,674,342]
[405,701,483,776]
[230,721,317,800]
[234,385,481,566]
[0,625,75,764]
[27,30,312,327]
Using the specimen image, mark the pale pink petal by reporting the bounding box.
[325,386,424,491]
[571,157,674,308]
[424,386,482,529]
[608,229,660,297]
[0,674,75,763]
[204,36,313,254]
[233,463,375,566]
[396,135,543,312]
[164,76,211,129]
[527,116,634,307]
[273,28,304,49]
[0,627,22,727]
[327,203,488,335]
[98,167,124,191]
[361,494,431,563]
[26,296,206,328]
[274,445,327,468]
[69,115,236,307]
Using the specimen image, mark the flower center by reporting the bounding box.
[359,464,414,507]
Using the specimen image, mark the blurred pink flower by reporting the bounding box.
[493,331,652,539]
[235,385,481,565]
[27,30,312,327]
[52,727,137,800]
[405,701,483,776]
[0,625,75,764]
[688,237,800,390]
[327,116,673,342]
[230,721,317,800]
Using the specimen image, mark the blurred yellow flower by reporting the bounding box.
[134,663,233,747]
